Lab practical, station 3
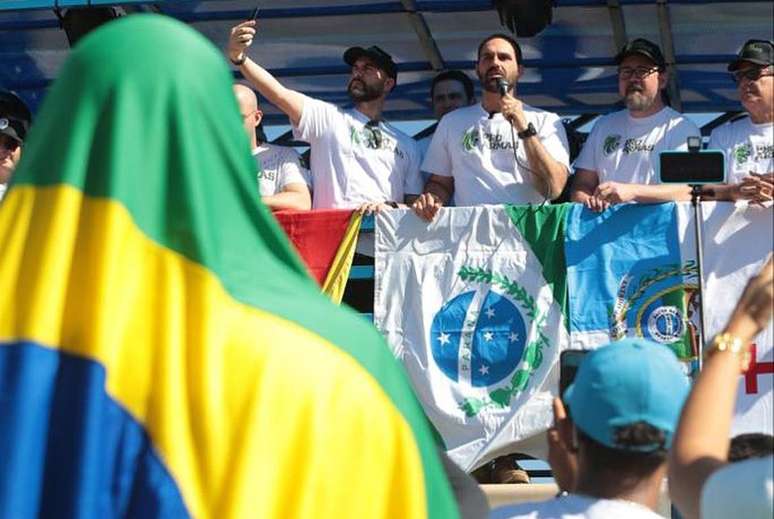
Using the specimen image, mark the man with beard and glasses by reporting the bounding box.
[707,40,773,206]
[570,39,700,212]
[412,33,570,222]
[228,21,422,213]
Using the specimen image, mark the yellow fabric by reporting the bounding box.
[0,185,428,519]
[321,213,362,304]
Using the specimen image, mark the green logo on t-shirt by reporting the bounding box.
[733,143,752,166]
[462,127,480,152]
[603,134,622,155]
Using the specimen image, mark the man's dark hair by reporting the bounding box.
[577,422,667,476]
[477,33,523,64]
[430,70,475,103]
[729,433,774,462]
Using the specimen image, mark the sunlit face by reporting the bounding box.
[734,62,774,114]
[618,54,666,112]
[0,134,21,184]
[348,57,393,103]
[432,79,469,119]
[477,38,521,94]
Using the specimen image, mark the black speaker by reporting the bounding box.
[57,6,125,47]
[493,0,555,38]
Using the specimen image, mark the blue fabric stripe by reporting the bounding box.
[0,341,190,519]
[564,203,682,333]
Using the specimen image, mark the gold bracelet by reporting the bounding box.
[705,333,751,371]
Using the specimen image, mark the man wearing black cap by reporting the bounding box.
[0,91,31,202]
[227,20,422,212]
[707,39,773,205]
[570,38,700,212]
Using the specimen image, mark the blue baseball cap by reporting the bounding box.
[564,338,690,452]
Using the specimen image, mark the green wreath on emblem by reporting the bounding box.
[455,266,550,417]
[608,261,698,340]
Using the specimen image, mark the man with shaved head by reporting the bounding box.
[233,84,311,211]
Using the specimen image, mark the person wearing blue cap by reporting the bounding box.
[491,338,690,519]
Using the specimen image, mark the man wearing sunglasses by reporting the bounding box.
[570,39,700,212]
[707,40,773,205]
[228,21,422,214]
[0,91,31,202]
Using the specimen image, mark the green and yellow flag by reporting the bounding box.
[0,15,457,519]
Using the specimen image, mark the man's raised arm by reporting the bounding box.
[228,21,306,127]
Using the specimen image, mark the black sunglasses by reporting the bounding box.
[732,66,774,84]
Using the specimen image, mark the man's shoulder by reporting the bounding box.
[593,108,629,126]
[491,494,662,519]
[258,143,302,160]
[439,103,484,127]
[709,114,752,140]
[523,103,563,122]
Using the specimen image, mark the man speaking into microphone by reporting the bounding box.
[413,34,570,221]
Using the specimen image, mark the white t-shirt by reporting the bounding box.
[491,493,663,519]
[421,103,570,206]
[708,116,773,184]
[292,97,423,209]
[701,456,774,519]
[253,143,309,197]
[574,107,700,185]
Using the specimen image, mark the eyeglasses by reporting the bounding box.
[618,66,660,80]
[0,134,21,153]
[732,66,774,84]
[365,120,383,149]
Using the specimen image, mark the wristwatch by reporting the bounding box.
[517,122,537,139]
[230,55,246,66]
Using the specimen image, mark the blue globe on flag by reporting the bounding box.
[430,289,527,387]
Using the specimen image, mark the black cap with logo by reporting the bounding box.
[343,46,398,83]
[0,91,31,143]
[728,39,774,71]
[615,38,666,70]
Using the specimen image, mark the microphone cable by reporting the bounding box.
[498,79,551,205]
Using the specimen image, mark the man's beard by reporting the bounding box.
[477,68,514,94]
[348,79,383,102]
[624,87,656,112]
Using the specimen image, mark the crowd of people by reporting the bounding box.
[222,23,774,218]
[0,10,771,519]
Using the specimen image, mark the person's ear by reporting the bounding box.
[254,107,264,128]
[384,77,395,95]
[658,68,669,90]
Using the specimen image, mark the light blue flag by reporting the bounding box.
[565,203,699,360]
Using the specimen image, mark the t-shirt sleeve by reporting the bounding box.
[420,119,453,178]
[573,118,602,172]
[403,139,424,196]
[538,113,571,170]
[292,96,338,142]
[277,148,311,189]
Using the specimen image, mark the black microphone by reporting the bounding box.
[497,78,509,97]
